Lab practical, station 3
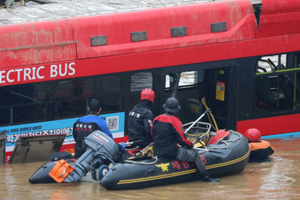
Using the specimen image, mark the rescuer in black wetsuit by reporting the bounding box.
[245,128,275,162]
[151,97,219,182]
[128,88,155,148]
[73,98,126,158]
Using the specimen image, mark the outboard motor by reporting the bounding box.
[49,130,119,183]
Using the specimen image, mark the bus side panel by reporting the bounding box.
[236,113,300,137]
[256,0,300,38]
[0,20,76,68]
[71,0,256,58]
[1,33,300,87]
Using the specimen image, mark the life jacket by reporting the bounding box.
[248,140,275,162]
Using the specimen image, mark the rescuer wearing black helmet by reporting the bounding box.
[128,88,155,148]
[151,97,220,182]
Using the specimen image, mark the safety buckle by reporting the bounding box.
[48,159,74,183]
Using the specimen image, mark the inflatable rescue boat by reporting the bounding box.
[28,130,146,184]
[29,130,122,184]
[100,129,250,190]
[29,120,249,187]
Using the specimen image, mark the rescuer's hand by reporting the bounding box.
[119,142,126,151]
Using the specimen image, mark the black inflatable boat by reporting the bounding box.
[100,130,250,190]
[28,131,146,184]
[29,130,121,184]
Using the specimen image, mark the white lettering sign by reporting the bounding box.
[0,62,76,85]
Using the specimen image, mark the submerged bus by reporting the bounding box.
[0,0,300,163]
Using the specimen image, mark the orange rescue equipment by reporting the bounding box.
[49,159,74,183]
[248,140,275,162]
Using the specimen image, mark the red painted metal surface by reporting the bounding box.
[0,0,256,68]
[71,0,255,58]
[237,114,300,137]
[256,0,300,38]
[1,32,299,87]
[0,20,76,68]
[0,0,300,87]
[0,0,299,88]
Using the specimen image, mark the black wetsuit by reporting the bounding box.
[128,100,153,148]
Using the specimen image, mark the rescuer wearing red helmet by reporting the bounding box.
[245,128,261,142]
[244,128,275,162]
[128,88,155,148]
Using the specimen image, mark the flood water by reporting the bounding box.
[1,138,300,200]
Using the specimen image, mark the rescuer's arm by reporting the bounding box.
[143,111,153,135]
[173,119,193,149]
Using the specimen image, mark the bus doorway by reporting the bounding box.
[201,67,233,130]
[172,66,235,131]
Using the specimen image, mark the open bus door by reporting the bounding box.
[170,66,235,131]
[201,67,234,130]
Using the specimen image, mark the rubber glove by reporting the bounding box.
[119,142,126,151]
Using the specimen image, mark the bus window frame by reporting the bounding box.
[254,52,300,117]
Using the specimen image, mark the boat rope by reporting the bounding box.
[198,130,242,152]
[224,130,242,143]
[124,156,158,165]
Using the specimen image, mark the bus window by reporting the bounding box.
[178,71,202,86]
[100,95,123,113]
[102,75,121,93]
[52,79,88,119]
[0,83,48,125]
[255,53,300,116]
[52,74,124,119]
[166,71,203,89]
[100,75,122,113]
[165,74,171,88]
[131,72,153,92]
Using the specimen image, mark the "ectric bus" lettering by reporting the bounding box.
[0,62,75,84]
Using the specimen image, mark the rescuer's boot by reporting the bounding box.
[201,170,220,182]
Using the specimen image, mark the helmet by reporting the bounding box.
[141,88,155,103]
[163,97,181,113]
[244,128,261,142]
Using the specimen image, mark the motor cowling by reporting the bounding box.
[84,130,119,161]
[62,131,119,183]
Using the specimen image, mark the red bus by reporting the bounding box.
[1,0,300,162]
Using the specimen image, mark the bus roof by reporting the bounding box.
[0,0,261,26]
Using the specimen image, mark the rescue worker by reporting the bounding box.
[128,88,155,148]
[245,128,275,162]
[151,97,219,182]
[73,98,126,157]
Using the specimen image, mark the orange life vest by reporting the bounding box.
[248,140,275,162]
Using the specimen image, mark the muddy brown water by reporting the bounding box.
[1,138,300,200]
